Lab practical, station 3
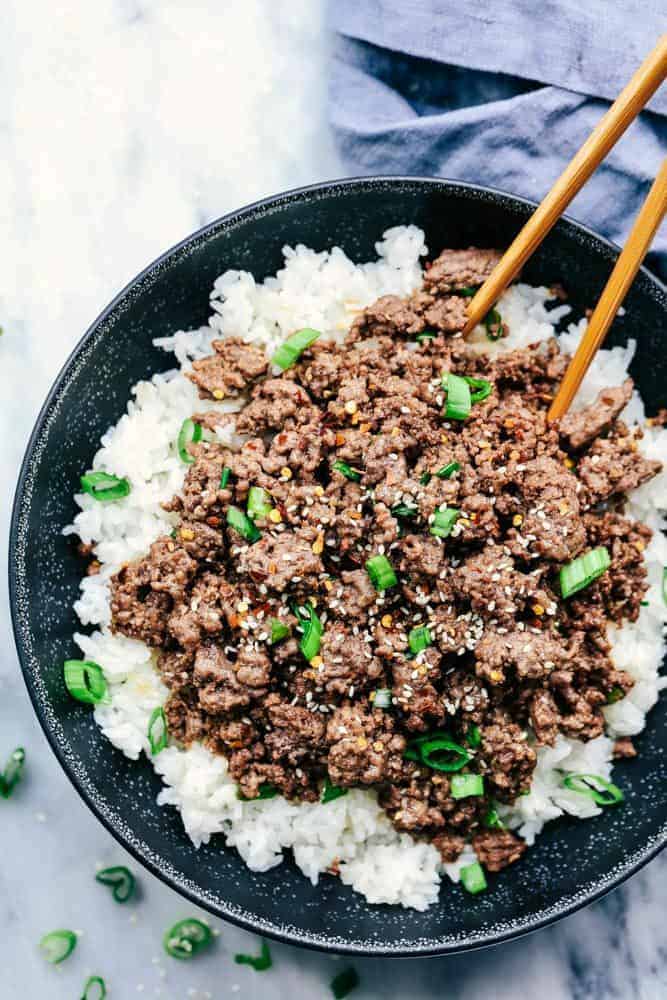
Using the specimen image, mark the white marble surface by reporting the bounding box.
[1,2,665,997]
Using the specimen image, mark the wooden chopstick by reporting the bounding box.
[463,34,667,336]
[547,159,667,423]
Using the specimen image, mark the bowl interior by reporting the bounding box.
[10,178,667,955]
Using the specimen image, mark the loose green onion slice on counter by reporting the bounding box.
[269,619,290,644]
[220,466,232,488]
[451,773,485,799]
[460,861,487,895]
[148,707,168,755]
[458,286,479,298]
[95,865,136,903]
[226,506,261,544]
[464,376,494,403]
[562,773,624,806]
[332,460,362,482]
[484,307,503,341]
[0,747,25,798]
[465,725,482,748]
[419,471,432,485]
[177,418,202,464]
[391,502,418,519]
[321,778,348,804]
[483,807,505,830]
[606,685,625,704]
[331,967,360,999]
[81,976,107,1000]
[408,625,432,655]
[247,485,273,520]
[297,603,323,661]
[416,330,437,343]
[235,940,272,971]
[80,471,131,502]
[430,507,459,538]
[39,929,77,964]
[163,918,213,960]
[435,461,460,479]
[237,783,278,801]
[272,327,321,370]
[560,546,611,598]
[365,554,398,591]
[372,687,393,709]
[441,373,471,420]
[405,733,470,772]
[63,660,108,705]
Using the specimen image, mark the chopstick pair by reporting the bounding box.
[462,35,667,422]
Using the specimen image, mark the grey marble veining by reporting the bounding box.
[0,2,665,997]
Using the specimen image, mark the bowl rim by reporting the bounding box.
[9,174,666,957]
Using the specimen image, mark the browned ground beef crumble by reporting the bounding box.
[108,247,662,873]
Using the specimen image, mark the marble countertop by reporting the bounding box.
[1,2,665,997]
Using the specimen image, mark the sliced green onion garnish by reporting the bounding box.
[148,707,168,755]
[464,376,494,403]
[227,506,261,544]
[81,976,107,1000]
[238,783,278,801]
[416,330,437,343]
[419,471,432,485]
[39,929,77,964]
[560,546,611,598]
[405,733,470,772]
[430,507,459,538]
[298,603,323,661]
[442,373,471,420]
[333,460,362,482]
[95,865,136,903]
[483,807,505,830]
[321,778,348,804]
[177,418,202,464]
[606,685,625,704]
[662,566,667,604]
[408,625,432,654]
[0,747,25,798]
[460,861,487,895]
[365,554,398,591]
[235,939,272,971]
[458,286,478,298]
[435,461,460,479]
[272,327,321,370]
[331,967,360,999]
[163,918,213,960]
[80,471,131,502]
[484,307,503,340]
[269,619,290,644]
[391,502,418,519]
[220,466,231,488]
[63,660,108,705]
[372,687,392,709]
[247,485,273,520]
[465,725,482,748]
[450,773,485,798]
[562,773,624,806]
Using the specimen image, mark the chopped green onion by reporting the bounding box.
[451,773,485,798]
[408,625,432,655]
[391,502,418,519]
[235,940,272,971]
[483,807,505,830]
[0,747,25,798]
[95,865,136,903]
[416,330,437,343]
[484,307,503,341]
[562,773,624,806]
[163,918,213,960]
[226,506,261,544]
[560,546,611,598]
[81,976,107,1000]
[606,685,625,705]
[464,376,494,403]
[435,461,460,479]
[148,707,168,755]
[177,418,202,464]
[430,507,459,538]
[405,733,470,772]
[39,929,77,964]
[272,327,321,370]
[365,554,398,591]
[63,660,108,705]
[640,600,649,607]
[333,460,362,482]
[298,603,323,661]
[220,466,231,488]
[80,471,131,502]
[460,861,487,895]
[269,619,290,644]
[247,485,273,520]
[442,373,471,420]
[237,783,278,801]
[331,967,360,999]
[321,778,348,804]
[662,566,667,604]
[465,725,482,748]
[372,687,392,709]
[458,286,478,298]
[419,471,432,485]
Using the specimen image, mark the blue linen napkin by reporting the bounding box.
[328,1,667,278]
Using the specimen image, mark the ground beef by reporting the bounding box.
[578,422,661,504]
[423,247,502,294]
[559,379,633,450]
[187,337,268,399]
[613,737,637,759]
[472,829,527,871]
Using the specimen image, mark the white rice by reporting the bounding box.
[64,226,667,910]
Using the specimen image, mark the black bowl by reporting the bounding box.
[9,177,667,956]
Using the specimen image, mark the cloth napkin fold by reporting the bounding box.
[328,1,667,277]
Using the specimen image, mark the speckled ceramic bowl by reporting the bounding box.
[9,177,667,956]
